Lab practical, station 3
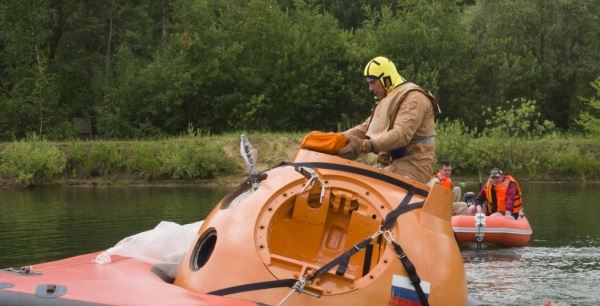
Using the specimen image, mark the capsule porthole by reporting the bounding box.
[191,229,217,271]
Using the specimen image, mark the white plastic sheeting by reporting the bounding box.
[94,220,203,278]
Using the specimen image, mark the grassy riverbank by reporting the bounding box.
[0,130,599,187]
[0,132,303,187]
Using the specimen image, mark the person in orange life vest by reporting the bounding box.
[428,159,468,215]
[338,56,440,183]
[468,168,522,219]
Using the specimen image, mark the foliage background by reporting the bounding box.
[1,0,599,140]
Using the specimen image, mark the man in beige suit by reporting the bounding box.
[339,56,440,183]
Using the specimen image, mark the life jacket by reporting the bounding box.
[483,175,522,214]
[434,173,453,190]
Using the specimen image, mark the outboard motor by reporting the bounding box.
[464,192,476,206]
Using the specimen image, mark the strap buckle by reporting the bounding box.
[277,272,321,306]
[382,229,396,244]
[296,166,326,203]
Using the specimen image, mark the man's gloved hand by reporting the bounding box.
[339,135,363,160]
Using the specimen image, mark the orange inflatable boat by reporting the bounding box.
[452,214,532,247]
[1,144,469,305]
[175,148,468,305]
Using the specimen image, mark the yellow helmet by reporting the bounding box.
[363,56,406,94]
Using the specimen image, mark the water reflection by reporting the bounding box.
[1,182,599,305]
[465,247,600,305]
[459,182,600,305]
[462,247,522,263]
[0,186,227,268]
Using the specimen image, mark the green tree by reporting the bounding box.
[576,78,600,135]
[3,0,600,139]
[0,0,63,139]
[355,0,475,121]
[277,0,401,30]
[0,0,168,139]
[102,0,362,135]
[482,98,555,138]
[464,0,600,130]
[54,0,161,136]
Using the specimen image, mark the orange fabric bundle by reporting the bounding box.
[300,131,349,155]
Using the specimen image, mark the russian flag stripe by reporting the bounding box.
[389,274,430,305]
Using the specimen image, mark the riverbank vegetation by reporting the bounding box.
[1,127,598,187]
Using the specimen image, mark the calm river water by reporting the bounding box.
[1,182,599,305]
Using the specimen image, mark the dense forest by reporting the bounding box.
[1,0,599,140]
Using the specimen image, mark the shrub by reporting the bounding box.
[158,137,239,179]
[436,119,478,176]
[122,141,163,179]
[482,98,555,137]
[65,141,124,177]
[0,138,66,186]
[576,77,600,136]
